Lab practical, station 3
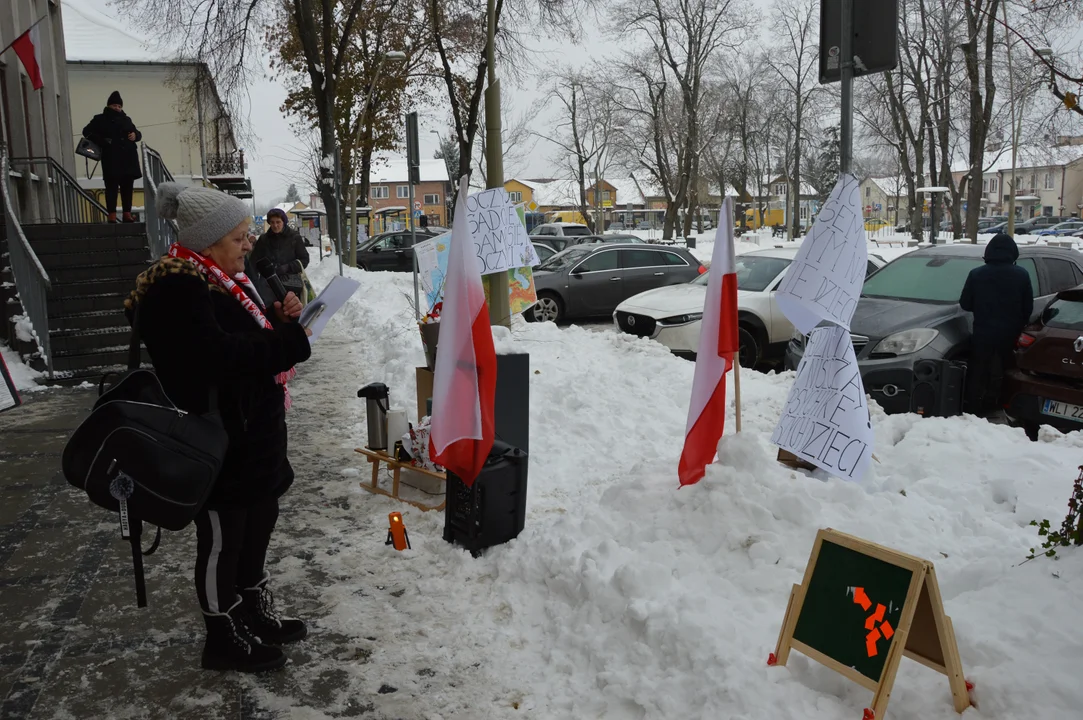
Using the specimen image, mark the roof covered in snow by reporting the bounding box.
[63,0,184,63]
[950,145,1083,175]
[369,153,450,184]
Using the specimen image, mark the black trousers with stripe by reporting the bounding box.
[193,497,279,614]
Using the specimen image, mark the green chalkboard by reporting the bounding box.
[792,537,916,683]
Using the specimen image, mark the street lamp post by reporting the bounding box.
[346,49,407,269]
[484,0,510,328]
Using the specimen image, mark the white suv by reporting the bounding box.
[614,248,886,366]
[530,222,592,251]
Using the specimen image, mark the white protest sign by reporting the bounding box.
[770,325,873,482]
[775,174,867,334]
[466,188,541,276]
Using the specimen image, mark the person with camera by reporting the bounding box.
[125,182,312,672]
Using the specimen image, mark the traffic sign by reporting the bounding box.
[526,200,538,212]
[413,210,422,219]
[255,215,264,224]
[414,201,422,211]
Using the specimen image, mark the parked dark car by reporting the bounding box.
[1016,216,1071,234]
[1004,287,1083,440]
[784,244,1083,414]
[357,229,442,272]
[527,244,705,323]
[1036,221,1083,237]
[564,234,647,246]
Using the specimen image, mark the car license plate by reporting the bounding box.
[1041,399,1083,422]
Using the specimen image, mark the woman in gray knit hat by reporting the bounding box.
[126,182,312,673]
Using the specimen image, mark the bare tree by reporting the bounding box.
[473,107,536,185]
[961,0,1002,241]
[770,0,821,238]
[612,0,751,239]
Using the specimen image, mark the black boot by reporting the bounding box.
[201,599,287,672]
[239,574,308,645]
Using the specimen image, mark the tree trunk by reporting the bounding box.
[963,0,1000,242]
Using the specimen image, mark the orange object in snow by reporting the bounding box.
[386,512,410,551]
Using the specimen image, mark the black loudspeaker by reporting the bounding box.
[911,359,965,418]
[495,353,529,454]
[443,442,528,556]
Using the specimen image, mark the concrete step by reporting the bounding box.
[38,248,150,271]
[49,326,132,355]
[47,292,129,316]
[22,222,148,241]
[49,261,151,285]
[49,347,149,374]
[29,233,149,256]
[47,308,130,331]
[48,279,134,300]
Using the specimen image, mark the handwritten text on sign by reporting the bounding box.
[776,174,867,334]
[771,325,873,481]
[466,188,540,276]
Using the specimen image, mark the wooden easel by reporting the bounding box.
[354,447,447,512]
[772,529,970,719]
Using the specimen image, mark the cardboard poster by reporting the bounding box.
[771,325,873,481]
[466,188,540,276]
[0,351,22,413]
[775,174,867,333]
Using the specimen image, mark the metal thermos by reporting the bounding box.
[357,382,390,450]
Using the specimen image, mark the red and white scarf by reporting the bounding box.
[169,244,297,410]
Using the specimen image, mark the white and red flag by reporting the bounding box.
[678,196,739,486]
[10,23,44,91]
[429,176,497,486]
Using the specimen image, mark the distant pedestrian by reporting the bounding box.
[252,208,310,300]
[959,233,1033,415]
[82,91,142,223]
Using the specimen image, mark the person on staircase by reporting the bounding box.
[125,182,312,673]
[252,208,310,302]
[82,91,142,223]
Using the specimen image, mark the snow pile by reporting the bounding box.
[284,251,1083,718]
[0,342,42,391]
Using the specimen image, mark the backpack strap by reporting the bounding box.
[128,310,142,371]
[129,518,148,608]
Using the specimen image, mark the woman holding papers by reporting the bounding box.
[125,182,312,673]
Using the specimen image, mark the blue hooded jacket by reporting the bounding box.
[959,233,1033,348]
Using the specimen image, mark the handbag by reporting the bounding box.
[62,319,229,607]
[76,136,102,161]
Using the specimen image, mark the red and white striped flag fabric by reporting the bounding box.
[678,196,739,486]
[12,25,44,91]
[429,176,497,486]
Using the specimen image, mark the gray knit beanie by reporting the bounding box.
[156,182,250,253]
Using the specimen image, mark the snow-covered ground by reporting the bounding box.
[272,250,1083,719]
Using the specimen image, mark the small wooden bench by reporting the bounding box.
[354,447,447,512]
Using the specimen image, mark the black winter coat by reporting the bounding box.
[83,108,143,180]
[126,257,312,509]
[252,226,310,296]
[959,234,1034,349]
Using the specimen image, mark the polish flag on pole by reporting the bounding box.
[429,176,497,487]
[10,23,44,91]
[678,196,740,487]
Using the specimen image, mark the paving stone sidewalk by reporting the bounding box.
[0,387,400,720]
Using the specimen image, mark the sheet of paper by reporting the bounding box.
[0,352,21,414]
[770,325,873,482]
[299,275,361,344]
[466,188,541,276]
[775,174,868,334]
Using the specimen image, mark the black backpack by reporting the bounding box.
[62,323,229,607]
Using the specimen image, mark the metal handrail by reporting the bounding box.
[8,156,109,224]
[1,146,53,378]
[141,143,178,257]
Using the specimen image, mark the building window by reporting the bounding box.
[507,191,522,203]
[1045,172,1055,190]
[1029,174,1036,189]
[1044,206,1054,216]
[424,193,440,205]
[602,191,611,201]
[982,179,988,191]
[865,186,871,197]
[397,185,409,199]
[371,186,389,199]
[990,178,998,193]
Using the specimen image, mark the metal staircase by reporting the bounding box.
[0,145,182,383]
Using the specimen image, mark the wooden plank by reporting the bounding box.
[821,528,927,574]
[358,482,446,512]
[773,583,802,666]
[923,567,971,713]
[355,448,447,480]
[871,627,910,718]
[789,640,879,692]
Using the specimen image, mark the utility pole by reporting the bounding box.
[485,0,510,328]
[839,0,854,176]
